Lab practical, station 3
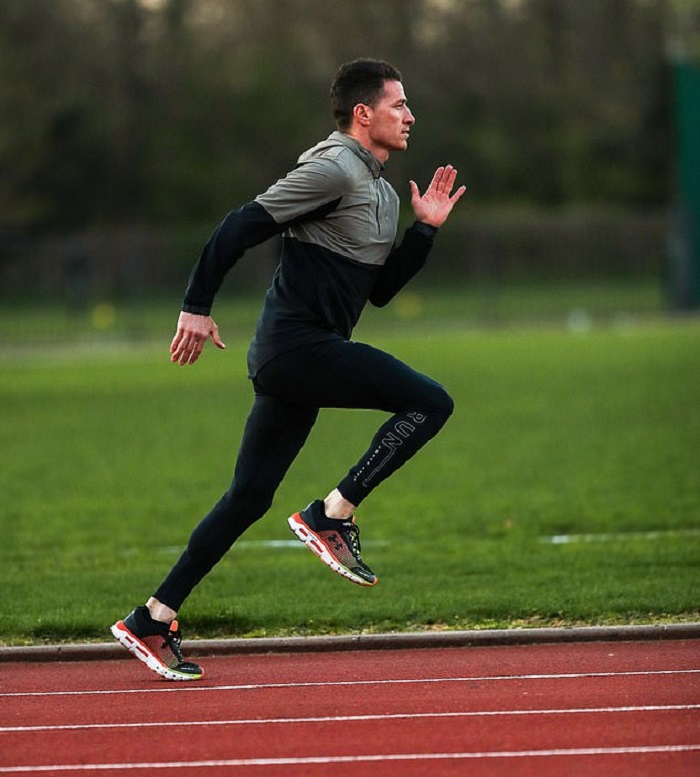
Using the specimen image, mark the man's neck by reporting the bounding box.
[343,128,390,164]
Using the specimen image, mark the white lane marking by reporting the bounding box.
[541,529,700,544]
[2,668,699,699]
[152,539,389,554]
[1,745,698,772]
[1,704,698,733]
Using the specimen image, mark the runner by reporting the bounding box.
[112,58,466,681]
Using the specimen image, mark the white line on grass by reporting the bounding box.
[541,529,700,544]
[2,704,698,733]
[2,668,699,699]
[1,745,698,772]
[236,539,391,550]
[149,539,390,555]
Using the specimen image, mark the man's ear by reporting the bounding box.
[353,103,372,127]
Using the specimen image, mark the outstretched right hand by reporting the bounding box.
[170,311,226,366]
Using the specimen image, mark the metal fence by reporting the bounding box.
[0,209,669,305]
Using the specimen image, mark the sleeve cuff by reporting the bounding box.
[412,221,439,239]
[182,303,212,316]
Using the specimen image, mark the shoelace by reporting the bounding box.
[340,522,363,561]
[162,625,185,662]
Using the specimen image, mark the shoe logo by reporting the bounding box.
[327,533,344,552]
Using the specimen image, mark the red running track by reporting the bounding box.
[0,638,698,776]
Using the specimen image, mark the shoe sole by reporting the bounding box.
[110,621,203,681]
[287,513,377,587]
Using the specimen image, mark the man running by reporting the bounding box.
[112,58,466,681]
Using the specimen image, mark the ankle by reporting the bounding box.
[146,597,177,624]
[323,489,356,521]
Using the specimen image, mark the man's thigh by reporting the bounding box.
[255,340,447,413]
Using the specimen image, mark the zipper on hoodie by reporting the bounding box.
[374,180,381,234]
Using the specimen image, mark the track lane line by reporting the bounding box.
[3,668,698,699]
[1,704,698,733]
[0,744,698,772]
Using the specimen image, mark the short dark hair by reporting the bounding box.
[330,59,403,131]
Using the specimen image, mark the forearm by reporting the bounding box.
[369,221,437,307]
[183,201,281,314]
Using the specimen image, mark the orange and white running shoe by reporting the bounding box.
[288,500,377,587]
[111,606,203,681]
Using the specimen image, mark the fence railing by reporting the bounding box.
[0,209,669,304]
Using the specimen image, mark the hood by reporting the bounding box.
[297,131,384,179]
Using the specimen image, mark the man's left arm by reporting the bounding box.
[370,165,466,307]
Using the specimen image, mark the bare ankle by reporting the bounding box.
[146,597,177,624]
[324,489,356,520]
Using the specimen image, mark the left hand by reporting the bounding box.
[409,165,466,228]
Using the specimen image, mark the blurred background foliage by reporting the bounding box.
[0,0,696,304]
[0,0,674,228]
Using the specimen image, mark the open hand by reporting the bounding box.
[170,311,226,366]
[409,165,466,228]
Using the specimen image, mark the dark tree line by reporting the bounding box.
[0,0,672,232]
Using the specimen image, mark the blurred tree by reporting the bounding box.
[0,0,673,231]
[0,0,110,228]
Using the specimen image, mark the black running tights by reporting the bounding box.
[153,339,454,610]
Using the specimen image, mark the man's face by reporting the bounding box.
[364,79,415,161]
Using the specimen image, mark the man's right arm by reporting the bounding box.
[182,201,282,316]
[172,158,348,365]
[183,158,348,315]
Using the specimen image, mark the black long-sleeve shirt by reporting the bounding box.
[183,131,437,377]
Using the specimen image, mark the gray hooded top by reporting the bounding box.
[182,132,437,377]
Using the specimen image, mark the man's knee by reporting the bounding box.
[442,388,455,418]
[431,385,454,425]
[411,385,453,439]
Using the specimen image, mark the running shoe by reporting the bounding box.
[111,605,204,681]
[288,500,377,587]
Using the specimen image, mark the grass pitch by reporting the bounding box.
[1,286,698,644]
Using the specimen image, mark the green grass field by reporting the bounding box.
[1,283,698,645]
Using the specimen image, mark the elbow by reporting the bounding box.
[369,289,392,308]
